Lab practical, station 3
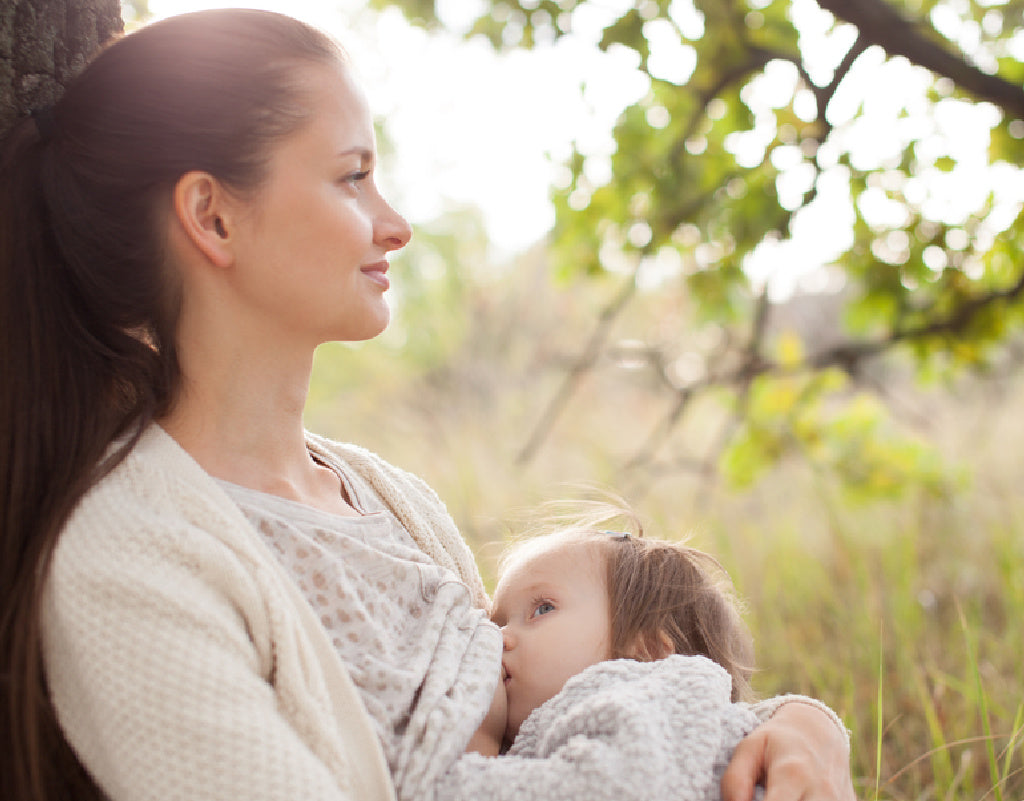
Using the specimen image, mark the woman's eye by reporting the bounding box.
[532,601,555,618]
[341,170,370,186]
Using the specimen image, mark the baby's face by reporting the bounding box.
[490,541,613,740]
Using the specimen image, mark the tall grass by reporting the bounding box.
[706,485,1024,799]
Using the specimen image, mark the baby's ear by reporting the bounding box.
[625,630,674,662]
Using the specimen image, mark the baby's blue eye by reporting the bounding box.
[533,601,555,618]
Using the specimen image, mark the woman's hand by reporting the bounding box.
[721,701,856,801]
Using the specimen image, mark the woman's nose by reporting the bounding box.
[375,198,412,253]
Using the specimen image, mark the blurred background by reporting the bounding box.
[121,1,1024,796]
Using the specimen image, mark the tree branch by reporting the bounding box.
[816,0,1024,117]
[613,265,1024,478]
[516,269,639,464]
[810,268,1024,371]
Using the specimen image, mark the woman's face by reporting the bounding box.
[491,541,613,741]
[225,61,411,348]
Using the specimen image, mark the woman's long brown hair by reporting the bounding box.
[0,10,341,799]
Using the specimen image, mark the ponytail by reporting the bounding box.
[0,10,343,799]
[0,111,137,801]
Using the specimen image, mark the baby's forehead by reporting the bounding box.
[498,536,605,591]
[505,535,587,570]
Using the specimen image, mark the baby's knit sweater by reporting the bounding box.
[432,655,764,801]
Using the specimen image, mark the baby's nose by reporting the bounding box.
[501,626,516,651]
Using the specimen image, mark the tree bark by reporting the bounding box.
[0,0,123,138]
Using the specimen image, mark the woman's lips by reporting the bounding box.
[361,261,390,290]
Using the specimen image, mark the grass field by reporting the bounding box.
[307,259,1024,799]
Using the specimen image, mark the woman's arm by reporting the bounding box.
[721,701,855,801]
[42,513,385,801]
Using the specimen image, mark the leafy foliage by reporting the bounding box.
[374,0,1024,497]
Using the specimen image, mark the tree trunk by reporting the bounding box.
[0,0,123,138]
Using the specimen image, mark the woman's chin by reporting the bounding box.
[327,309,391,344]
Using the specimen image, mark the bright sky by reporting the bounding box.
[140,0,1023,299]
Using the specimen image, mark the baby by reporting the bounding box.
[420,512,842,800]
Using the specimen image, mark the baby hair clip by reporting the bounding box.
[603,530,631,541]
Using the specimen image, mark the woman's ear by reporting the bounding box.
[171,171,235,269]
[625,629,675,662]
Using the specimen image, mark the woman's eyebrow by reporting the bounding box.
[337,146,374,166]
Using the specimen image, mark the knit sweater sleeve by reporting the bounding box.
[430,656,761,801]
[41,474,377,801]
[747,695,851,746]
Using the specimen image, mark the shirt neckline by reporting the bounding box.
[216,476,387,527]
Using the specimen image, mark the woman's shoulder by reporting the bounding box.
[47,425,284,653]
[72,424,230,523]
[58,424,252,573]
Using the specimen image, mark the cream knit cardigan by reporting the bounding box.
[41,424,487,801]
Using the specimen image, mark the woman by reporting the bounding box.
[0,9,854,801]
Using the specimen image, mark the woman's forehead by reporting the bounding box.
[259,62,375,169]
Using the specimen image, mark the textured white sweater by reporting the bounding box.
[41,424,485,801]
[434,655,764,801]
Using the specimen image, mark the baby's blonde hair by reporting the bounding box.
[501,500,755,702]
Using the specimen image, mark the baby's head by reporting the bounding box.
[491,511,754,741]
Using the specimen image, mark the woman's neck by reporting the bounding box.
[161,350,309,471]
[161,265,364,513]
[160,341,358,515]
